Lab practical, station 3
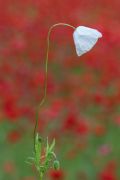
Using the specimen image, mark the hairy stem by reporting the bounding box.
[40,173,43,180]
[33,23,75,151]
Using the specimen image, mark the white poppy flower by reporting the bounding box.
[73,26,102,56]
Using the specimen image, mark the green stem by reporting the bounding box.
[40,173,43,180]
[33,23,75,151]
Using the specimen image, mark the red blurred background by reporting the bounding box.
[0,0,120,180]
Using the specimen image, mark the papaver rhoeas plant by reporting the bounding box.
[27,23,102,180]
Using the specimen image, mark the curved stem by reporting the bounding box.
[33,23,75,151]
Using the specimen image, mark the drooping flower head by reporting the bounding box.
[73,26,102,56]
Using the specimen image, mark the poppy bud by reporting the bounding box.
[53,160,60,170]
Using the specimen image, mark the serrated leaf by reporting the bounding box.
[27,157,34,161]
[50,152,56,159]
[25,161,32,165]
[49,139,55,152]
[46,137,49,152]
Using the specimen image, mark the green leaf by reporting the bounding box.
[46,137,49,152]
[49,139,55,152]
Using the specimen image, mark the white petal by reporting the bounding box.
[73,26,102,56]
[75,26,102,38]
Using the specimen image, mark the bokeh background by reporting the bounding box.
[0,0,120,180]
